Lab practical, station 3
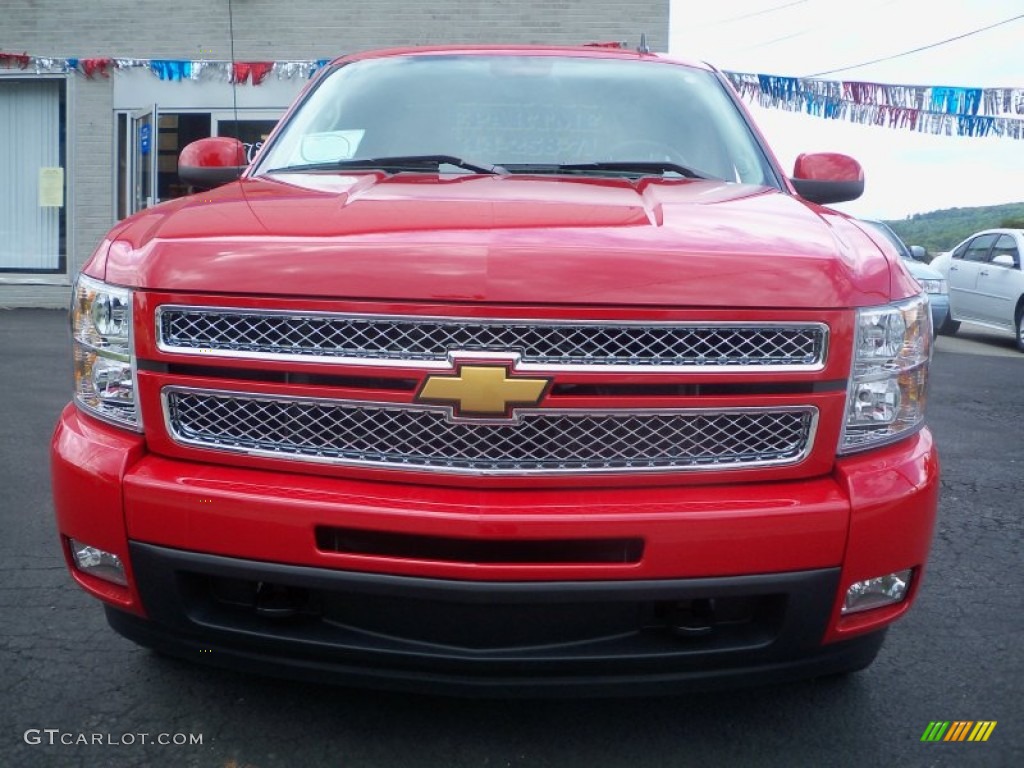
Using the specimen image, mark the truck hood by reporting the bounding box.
[100,173,900,308]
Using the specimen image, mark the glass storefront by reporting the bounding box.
[115,109,282,218]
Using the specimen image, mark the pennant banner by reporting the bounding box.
[0,50,330,82]
[725,71,1024,140]
[2,50,1023,140]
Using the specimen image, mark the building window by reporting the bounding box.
[215,116,281,163]
[0,78,66,273]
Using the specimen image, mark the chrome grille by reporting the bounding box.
[163,388,816,475]
[157,307,828,370]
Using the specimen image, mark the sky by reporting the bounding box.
[668,0,1024,220]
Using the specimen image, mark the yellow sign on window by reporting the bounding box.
[39,167,64,208]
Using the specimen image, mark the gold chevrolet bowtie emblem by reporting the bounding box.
[418,365,549,417]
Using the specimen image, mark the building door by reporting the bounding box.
[128,105,159,214]
[116,109,282,220]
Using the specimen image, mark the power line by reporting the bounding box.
[733,29,810,53]
[806,13,1024,77]
[724,0,901,54]
[714,0,808,26]
[683,0,810,32]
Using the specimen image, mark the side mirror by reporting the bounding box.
[909,245,930,263]
[178,137,247,189]
[789,152,864,205]
[992,254,1016,268]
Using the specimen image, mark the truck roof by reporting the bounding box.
[328,44,717,73]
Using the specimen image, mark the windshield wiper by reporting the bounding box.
[266,155,508,175]
[503,161,711,179]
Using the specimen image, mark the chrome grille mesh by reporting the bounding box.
[157,308,827,369]
[163,389,816,474]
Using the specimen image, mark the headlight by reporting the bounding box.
[916,278,947,295]
[71,274,140,430]
[840,294,931,453]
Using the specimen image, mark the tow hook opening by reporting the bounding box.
[254,582,313,619]
[666,598,716,638]
[204,576,320,621]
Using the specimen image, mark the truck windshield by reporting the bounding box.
[255,54,778,185]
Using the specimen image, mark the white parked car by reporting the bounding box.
[930,228,1024,351]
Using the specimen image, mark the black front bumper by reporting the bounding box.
[109,542,885,697]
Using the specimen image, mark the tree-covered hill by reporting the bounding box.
[883,202,1024,254]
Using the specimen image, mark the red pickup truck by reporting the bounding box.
[52,45,938,695]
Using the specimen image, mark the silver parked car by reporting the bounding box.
[860,220,950,336]
[930,229,1024,351]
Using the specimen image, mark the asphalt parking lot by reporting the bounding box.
[1,309,1021,768]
